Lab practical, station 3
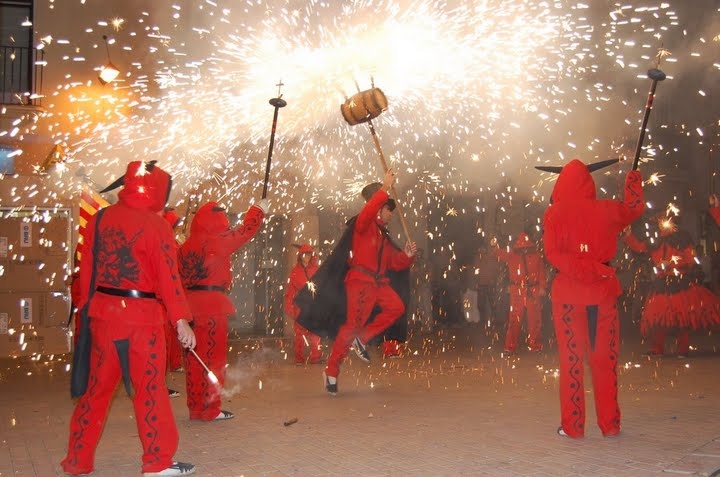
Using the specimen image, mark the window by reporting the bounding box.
[1,1,34,104]
[0,145,15,175]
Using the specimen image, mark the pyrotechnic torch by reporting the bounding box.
[631,49,669,171]
[262,80,287,199]
[188,348,219,385]
[341,79,412,242]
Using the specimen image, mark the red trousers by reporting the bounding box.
[61,320,178,474]
[504,287,543,352]
[186,313,228,420]
[325,280,404,378]
[552,301,621,438]
[294,321,322,363]
[164,319,184,372]
[649,328,690,355]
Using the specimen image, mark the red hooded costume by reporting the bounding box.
[62,161,192,475]
[284,244,322,363]
[542,159,643,439]
[162,208,184,372]
[495,233,547,352]
[178,201,265,420]
[624,216,720,355]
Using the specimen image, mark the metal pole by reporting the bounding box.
[631,67,666,171]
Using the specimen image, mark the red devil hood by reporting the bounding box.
[512,233,535,250]
[190,201,230,236]
[117,161,172,213]
[551,159,597,204]
[296,244,318,266]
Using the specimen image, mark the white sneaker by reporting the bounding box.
[143,462,196,476]
[352,337,370,363]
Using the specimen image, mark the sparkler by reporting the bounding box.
[188,348,219,385]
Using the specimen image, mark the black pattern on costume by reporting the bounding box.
[625,171,644,211]
[66,343,104,467]
[159,241,184,297]
[201,316,218,415]
[178,247,210,287]
[561,304,584,436]
[606,304,621,429]
[97,226,143,285]
[141,330,162,466]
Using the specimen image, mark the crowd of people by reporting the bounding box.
[61,158,720,475]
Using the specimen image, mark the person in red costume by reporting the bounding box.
[162,208,184,397]
[178,198,268,420]
[323,169,416,395]
[624,211,720,357]
[284,244,322,364]
[493,233,547,353]
[62,161,197,477]
[540,158,644,439]
[709,194,720,226]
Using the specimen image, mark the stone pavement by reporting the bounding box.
[1,324,719,477]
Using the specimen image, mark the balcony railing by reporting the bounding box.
[1,45,45,107]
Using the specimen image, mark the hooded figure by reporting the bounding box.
[493,232,547,353]
[62,160,197,477]
[624,212,720,357]
[178,198,268,421]
[284,244,322,364]
[541,158,643,439]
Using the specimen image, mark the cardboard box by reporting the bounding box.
[0,257,70,292]
[0,324,71,357]
[0,291,71,358]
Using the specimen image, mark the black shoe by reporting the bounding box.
[557,426,569,438]
[641,350,663,358]
[352,337,370,363]
[142,461,196,476]
[214,410,234,420]
[323,372,337,395]
[168,389,180,398]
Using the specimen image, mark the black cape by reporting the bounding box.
[295,216,410,342]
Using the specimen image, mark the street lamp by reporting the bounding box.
[98,35,119,85]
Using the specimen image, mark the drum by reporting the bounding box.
[340,88,388,125]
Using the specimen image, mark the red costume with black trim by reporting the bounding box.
[624,222,720,355]
[325,189,414,380]
[178,201,265,420]
[62,161,191,475]
[495,233,547,352]
[284,244,322,364]
[162,209,184,372]
[542,159,643,438]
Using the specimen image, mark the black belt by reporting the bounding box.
[97,286,156,299]
[349,265,384,281]
[187,285,227,293]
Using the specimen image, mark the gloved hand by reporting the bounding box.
[256,198,270,215]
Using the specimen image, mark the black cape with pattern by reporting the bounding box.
[295,216,410,342]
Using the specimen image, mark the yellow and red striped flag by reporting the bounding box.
[77,186,110,263]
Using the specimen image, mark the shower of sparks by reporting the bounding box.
[646,173,665,186]
[1,1,719,362]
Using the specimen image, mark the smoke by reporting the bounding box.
[220,347,281,399]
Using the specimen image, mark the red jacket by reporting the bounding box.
[179,201,264,316]
[77,161,191,326]
[346,189,413,284]
[543,160,644,304]
[284,244,319,319]
[495,234,546,289]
